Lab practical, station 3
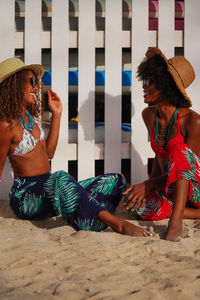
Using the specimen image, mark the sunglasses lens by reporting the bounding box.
[30,76,37,87]
[143,79,151,87]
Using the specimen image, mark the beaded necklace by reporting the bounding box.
[20,110,34,132]
[155,107,179,149]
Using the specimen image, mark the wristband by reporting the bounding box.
[0,179,1,183]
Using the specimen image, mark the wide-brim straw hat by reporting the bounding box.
[0,57,45,84]
[146,47,195,106]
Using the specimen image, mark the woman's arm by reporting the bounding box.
[123,106,168,211]
[0,122,12,179]
[184,112,200,156]
[45,91,62,159]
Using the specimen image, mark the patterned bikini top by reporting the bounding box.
[12,120,45,156]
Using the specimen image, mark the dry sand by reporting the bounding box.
[1,199,200,300]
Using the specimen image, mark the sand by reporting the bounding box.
[1,199,200,300]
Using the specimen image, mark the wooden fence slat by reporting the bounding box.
[184,0,200,114]
[51,0,69,172]
[0,0,15,200]
[104,0,122,173]
[158,0,175,57]
[24,0,42,64]
[78,0,95,180]
[131,0,149,184]
[0,0,15,59]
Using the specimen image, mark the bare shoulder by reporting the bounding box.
[142,105,157,119]
[180,108,200,132]
[0,119,15,141]
[188,110,200,139]
[180,109,200,155]
[0,119,11,131]
[142,105,157,131]
[185,109,200,156]
[189,109,200,124]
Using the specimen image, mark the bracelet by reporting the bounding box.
[0,179,1,183]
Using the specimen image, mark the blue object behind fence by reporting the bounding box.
[42,70,132,86]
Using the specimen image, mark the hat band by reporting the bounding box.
[168,60,185,88]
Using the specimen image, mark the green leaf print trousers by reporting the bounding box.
[9,171,127,231]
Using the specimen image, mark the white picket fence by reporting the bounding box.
[0,0,200,200]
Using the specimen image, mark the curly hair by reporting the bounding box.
[0,69,44,122]
[137,54,191,108]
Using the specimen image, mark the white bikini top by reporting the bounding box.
[12,120,45,156]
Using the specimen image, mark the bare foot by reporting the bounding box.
[98,210,154,237]
[119,220,154,237]
[166,218,182,241]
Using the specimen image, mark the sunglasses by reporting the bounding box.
[143,79,152,87]
[29,76,37,88]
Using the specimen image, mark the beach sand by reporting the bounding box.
[1,199,200,300]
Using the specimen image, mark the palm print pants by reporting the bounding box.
[133,143,200,220]
[9,171,127,231]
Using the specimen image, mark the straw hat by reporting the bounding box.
[0,57,45,84]
[146,47,195,106]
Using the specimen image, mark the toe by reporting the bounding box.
[148,226,155,236]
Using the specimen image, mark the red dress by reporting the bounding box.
[134,110,200,220]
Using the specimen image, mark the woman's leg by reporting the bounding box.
[166,179,189,241]
[133,144,200,240]
[77,173,126,231]
[165,145,200,240]
[79,173,126,212]
[9,171,153,236]
[47,171,153,236]
[9,173,58,220]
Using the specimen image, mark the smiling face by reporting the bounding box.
[143,80,163,105]
[22,70,38,107]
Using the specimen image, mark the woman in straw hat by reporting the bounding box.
[0,57,153,237]
[123,47,200,241]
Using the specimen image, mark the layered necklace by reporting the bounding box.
[155,107,179,149]
[20,110,34,132]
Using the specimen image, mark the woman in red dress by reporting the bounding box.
[123,47,200,241]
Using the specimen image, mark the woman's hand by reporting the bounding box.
[48,90,62,116]
[122,182,147,211]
